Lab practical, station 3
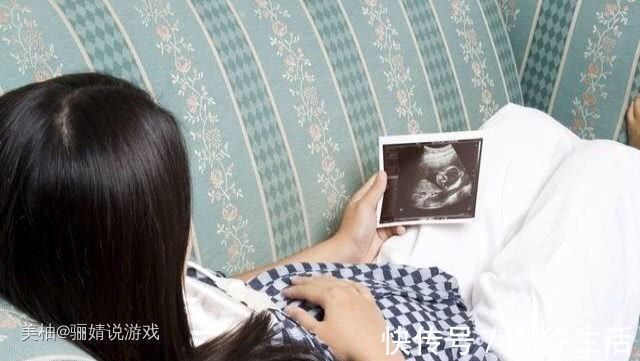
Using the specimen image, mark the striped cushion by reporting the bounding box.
[503,0,640,141]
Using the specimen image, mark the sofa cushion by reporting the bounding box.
[0,296,94,361]
[502,0,640,141]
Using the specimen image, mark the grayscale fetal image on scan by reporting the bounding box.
[411,144,473,210]
[380,138,482,225]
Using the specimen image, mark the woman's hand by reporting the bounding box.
[234,171,406,282]
[627,95,640,148]
[328,171,406,263]
[283,275,404,361]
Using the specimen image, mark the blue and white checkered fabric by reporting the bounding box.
[187,263,499,361]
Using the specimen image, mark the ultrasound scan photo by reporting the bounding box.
[379,136,482,226]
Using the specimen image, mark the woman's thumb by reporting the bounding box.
[285,306,320,334]
[362,171,387,207]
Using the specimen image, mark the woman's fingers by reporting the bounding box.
[284,306,320,333]
[350,172,379,203]
[290,276,373,304]
[376,227,392,241]
[284,281,332,306]
[289,274,332,286]
[286,276,367,306]
[351,170,387,206]
[376,225,407,241]
[361,171,387,207]
[283,276,386,361]
[349,281,375,302]
[629,97,639,125]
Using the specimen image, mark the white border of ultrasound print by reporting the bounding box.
[376,130,486,228]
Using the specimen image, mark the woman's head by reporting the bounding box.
[0,73,321,361]
[0,73,192,359]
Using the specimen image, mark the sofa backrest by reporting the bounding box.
[503,0,640,141]
[0,0,522,274]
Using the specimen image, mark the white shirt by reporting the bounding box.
[184,262,276,346]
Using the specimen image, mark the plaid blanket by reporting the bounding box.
[187,262,498,361]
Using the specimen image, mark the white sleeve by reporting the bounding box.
[184,276,251,346]
[184,262,276,346]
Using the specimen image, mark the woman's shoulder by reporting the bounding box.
[186,262,276,312]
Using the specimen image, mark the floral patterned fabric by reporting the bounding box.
[0,0,520,290]
[505,0,640,142]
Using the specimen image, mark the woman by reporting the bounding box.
[0,73,638,361]
[0,73,422,361]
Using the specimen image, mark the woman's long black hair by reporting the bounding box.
[0,73,320,361]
